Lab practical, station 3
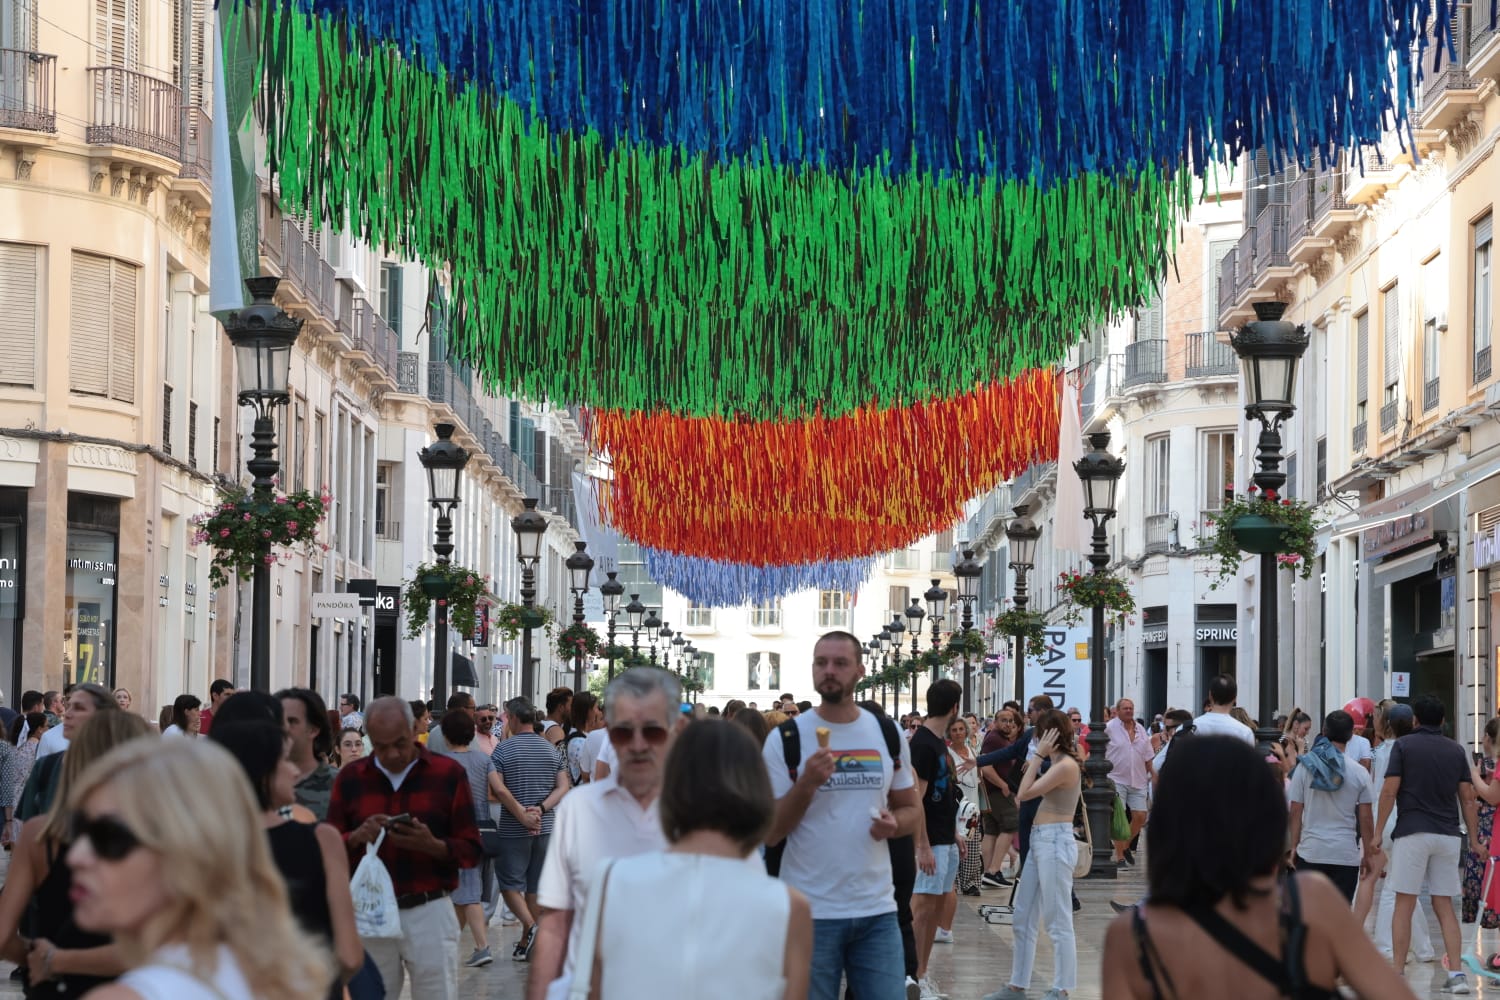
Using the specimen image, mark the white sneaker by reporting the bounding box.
[918,978,946,1000]
[500,907,519,926]
[933,927,954,944]
[905,976,921,1000]
[1442,972,1471,995]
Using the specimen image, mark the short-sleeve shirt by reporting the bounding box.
[1188,711,1255,744]
[1344,734,1374,767]
[763,709,915,920]
[1288,753,1372,866]
[490,732,565,837]
[440,747,496,823]
[909,726,957,846]
[1386,726,1472,840]
[293,762,338,821]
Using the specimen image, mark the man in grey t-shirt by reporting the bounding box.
[1287,710,1373,901]
[1373,694,1480,990]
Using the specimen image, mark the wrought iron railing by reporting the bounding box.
[1424,377,1441,412]
[1286,172,1314,248]
[1253,203,1290,272]
[0,49,57,132]
[1476,346,1493,385]
[177,106,211,180]
[1418,10,1473,115]
[1144,513,1173,554]
[1380,400,1400,434]
[1123,339,1167,388]
[86,66,180,159]
[1353,420,1368,454]
[1473,0,1498,48]
[1185,331,1237,378]
[1235,227,1256,296]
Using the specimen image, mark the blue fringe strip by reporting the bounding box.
[642,549,875,608]
[269,0,1449,181]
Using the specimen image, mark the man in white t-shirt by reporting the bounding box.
[1341,700,1376,773]
[763,631,920,1000]
[1188,674,1255,745]
[528,668,680,1000]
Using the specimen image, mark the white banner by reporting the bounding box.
[1023,625,1092,714]
[572,470,620,574]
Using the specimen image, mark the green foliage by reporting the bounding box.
[557,622,602,661]
[191,483,329,589]
[1057,570,1136,626]
[1203,488,1322,590]
[991,609,1049,660]
[401,564,491,640]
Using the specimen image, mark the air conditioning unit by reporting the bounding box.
[1484,381,1500,413]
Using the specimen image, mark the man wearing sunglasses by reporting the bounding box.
[763,631,921,1000]
[530,667,682,1000]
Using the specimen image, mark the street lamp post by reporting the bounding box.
[643,608,663,666]
[1230,302,1311,754]
[625,594,646,661]
[223,276,303,692]
[1074,430,1125,879]
[658,621,675,671]
[877,628,893,711]
[905,600,926,693]
[671,631,686,675]
[953,549,983,713]
[565,541,594,691]
[600,572,624,680]
[510,498,549,701]
[417,423,471,703]
[887,616,907,714]
[924,579,948,652]
[1005,505,1041,703]
[867,636,884,708]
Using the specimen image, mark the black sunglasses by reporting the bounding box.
[69,813,143,862]
[608,723,670,746]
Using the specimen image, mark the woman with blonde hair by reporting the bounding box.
[0,711,154,997]
[64,738,330,999]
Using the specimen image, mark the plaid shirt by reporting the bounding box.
[327,746,482,896]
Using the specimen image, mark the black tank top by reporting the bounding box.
[23,841,114,999]
[267,820,340,1000]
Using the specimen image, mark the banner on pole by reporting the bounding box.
[1023,626,1092,713]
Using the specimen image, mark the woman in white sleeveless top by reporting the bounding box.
[575,720,811,999]
[65,738,331,1000]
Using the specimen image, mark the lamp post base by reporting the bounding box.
[1083,726,1117,879]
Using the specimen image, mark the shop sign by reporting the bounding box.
[1196,626,1238,643]
[1476,521,1500,570]
[1361,482,1436,560]
[1142,628,1168,644]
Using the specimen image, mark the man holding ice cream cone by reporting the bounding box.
[763,630,922,1000]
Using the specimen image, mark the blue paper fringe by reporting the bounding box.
[642,548,876,608]
[271,0,1450,180]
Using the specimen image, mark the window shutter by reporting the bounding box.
[1356,312,1370,403]
[533,429,548,481]
[70,253,112,396]
[1478,214,1493,249]
[109,259,137,403]
[0,243,38,387]
[1137,289,1164,342]
[1383,285,1401,386]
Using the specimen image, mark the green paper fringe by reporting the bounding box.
[258,8,1190,419]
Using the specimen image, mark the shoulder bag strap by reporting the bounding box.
[1131,905,1176,1000]
[1181,903,1292,994]
[568,858,618,1000]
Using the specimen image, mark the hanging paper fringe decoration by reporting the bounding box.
[254,7,1185,418]
[641,550,876,608]
[266,0,1447,182]
[595,371,1060,565]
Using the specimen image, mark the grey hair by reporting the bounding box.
[604,667,682,725]
[366,696,415,728]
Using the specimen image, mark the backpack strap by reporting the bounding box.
[1180,902,1292,993]
[877,713,903,771]
[778,718,801,781]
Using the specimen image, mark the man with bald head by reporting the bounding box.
[327,696,482,1000]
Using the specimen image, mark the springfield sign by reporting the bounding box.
[1477,521,1500,570]
[1023,626,1092,714]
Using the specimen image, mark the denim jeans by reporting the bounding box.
[809,912,905,1000]
[1009,821,1077,992]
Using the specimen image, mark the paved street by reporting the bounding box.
[0,847,1495,999]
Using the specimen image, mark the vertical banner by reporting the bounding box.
[572,470,619,573]
[209,3,261,316]
[473,605,490,647]
[1023,626,1092,713]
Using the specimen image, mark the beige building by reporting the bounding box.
[0,1,585,716]
[1217,9,1500,744]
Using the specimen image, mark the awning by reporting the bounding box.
[1370,543,1441,589]
[1330,452,1500,540]
[451,652,478,688]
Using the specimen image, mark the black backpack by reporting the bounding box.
[775,711,903,782]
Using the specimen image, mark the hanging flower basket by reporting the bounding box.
[992,609,1049,661]
[556,622,602,661]
[944,629,988,661]
[1057,570,1136,626]
[600,643,633,661]
[190,483,330,589]
[492,602,556,642]
[1205,487,1321,590]
[401,564,490,640]
[918,649,948,671]
[681,674,706,694]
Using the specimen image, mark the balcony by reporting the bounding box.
[1122,339,1167,388]
[1217,249,1238,323]
[1143,513,1173,555]
[1344,139,1405,205]
[176,106,211,180]
[348,299,399,383]
[374,519,402,541]
[86,66,180,160]
[1352,420,1368,454]
[1380,399,1400,434]
[1424,377,1441,412]
[1474,1,1500,82]
[1185,331,1237,378]
[1235,227,1256,297]
[1476,346,1493,385]
[748,606,783,631]
[1416,10,1482,133]
[1252,203,1292,275]
[544,485,579,530]
[0,49,57,133]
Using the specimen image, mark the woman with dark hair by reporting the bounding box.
[435,710,506,968]
[409,701,431,744]
[574,720,811,998]
[9,713,46,843]
[209,722,362,997]
[564,692,603,785]
[1101,736,1411,999]
[731,705,770,745]
[162,694,202,738]
[991,709,1081,1000]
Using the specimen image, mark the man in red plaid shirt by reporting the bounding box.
[328,696,483,1000]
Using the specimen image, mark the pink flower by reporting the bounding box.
[464,576,475,586]
[287,522,298,533]
[261,530,271,538]
[297,502,306,510]
[219,528,231,538]
[264,554,276,564]
[243,513,252,521]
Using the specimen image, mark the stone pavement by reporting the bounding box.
[0,849,1497,998]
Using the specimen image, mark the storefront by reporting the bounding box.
[64,494,120,689]
[1141,606,1168,719]
[0,489,25,702]
[1195,604,1237,707]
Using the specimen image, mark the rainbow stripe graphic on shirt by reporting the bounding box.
[822,749,887,790]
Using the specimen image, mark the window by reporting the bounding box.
[212,416,219,472]
[1422,255,1442,411]
[1208,239,1235,317]
[312,412,325,493]
[685,602,714,629]
[169,0,210,111]
[0,242,39,387]
[1144,434,1170,516]
[1383,283,1401,399]
[888,585,909,625]
[886,548,919,571]
[374,464,396,539]
[614,542,662,609]
[379,262,403,336]
[70,252,138,403]
[187,402,197,469]
[93,0,139,68]
[291,397,306,491]
[749,600,782,630]
[1202,430,1235,510]
[1476,214,1493,382]
[817,590,850,629]
[1354,310,1369,426]
[160,385,172,454]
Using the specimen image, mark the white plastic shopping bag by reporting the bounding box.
[349,828,402,938]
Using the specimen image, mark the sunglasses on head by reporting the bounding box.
[608,723,670,746]
[69,813,143,862]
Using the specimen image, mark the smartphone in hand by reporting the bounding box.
[385,813,414,827]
